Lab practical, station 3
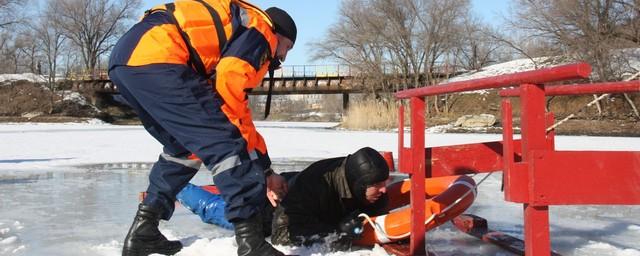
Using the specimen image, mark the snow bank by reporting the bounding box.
[439,57,562,95]
[448,57,551,83]
[59,91,90,105]
[445,49,640,92]
[0,73,47,85]
[56,90,101,112]
[577,241,640,256]
[0,74,94,105]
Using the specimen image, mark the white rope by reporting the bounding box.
[358,172,494,241]
[547,70,640,132]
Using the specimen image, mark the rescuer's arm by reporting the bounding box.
[215,28,272,169]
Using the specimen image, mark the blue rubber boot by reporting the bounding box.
[176,183,234,230]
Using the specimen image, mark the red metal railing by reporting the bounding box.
[500,80,640,96]
[394,62,640,255]
[395,62,591,98]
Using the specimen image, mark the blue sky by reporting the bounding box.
[141,0,510,66]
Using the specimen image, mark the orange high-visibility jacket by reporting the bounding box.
[120,0,277,162]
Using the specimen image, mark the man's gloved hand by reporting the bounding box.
[338,211,365,238]
[266,169,288,207]
[330,234,354,252]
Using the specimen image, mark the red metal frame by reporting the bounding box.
[394,62,640,255]
[500,80,640,96]
[396,63,592,98]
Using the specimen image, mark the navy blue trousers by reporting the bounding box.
[109,64,267,222]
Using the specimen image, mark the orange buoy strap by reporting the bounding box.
[359,179,478,242]
[359,172,493,243]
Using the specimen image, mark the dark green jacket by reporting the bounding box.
[270,157,387,246]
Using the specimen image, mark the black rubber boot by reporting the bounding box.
[234,213,285,256]
[122,204,182,256]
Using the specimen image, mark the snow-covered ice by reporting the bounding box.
[0,121,639,256]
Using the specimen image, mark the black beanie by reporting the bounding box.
[265,7,297,44]
[345,147,390,205]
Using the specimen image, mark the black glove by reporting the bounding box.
[338,211,365,238]
[330,235,354,252]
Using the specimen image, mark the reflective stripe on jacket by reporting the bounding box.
[110,0,277,163]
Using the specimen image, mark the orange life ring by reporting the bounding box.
[354,175,477,245]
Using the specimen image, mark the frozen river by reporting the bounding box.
[0,161,310,256]
[1,164,638,256]
[1,122,639,255]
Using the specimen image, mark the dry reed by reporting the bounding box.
[341,99,402,130]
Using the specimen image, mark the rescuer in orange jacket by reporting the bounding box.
[108,1,296,256]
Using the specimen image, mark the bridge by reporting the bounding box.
[72,64,459,109]
[253,65,357,95]
[74,64,458,94]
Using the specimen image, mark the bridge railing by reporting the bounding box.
[269,65,352,78]
[66,65,354,81]
[68,63,462,81]
[266,63,459,78]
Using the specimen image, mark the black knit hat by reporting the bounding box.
[265,7,297,44]
[345,147,390,205]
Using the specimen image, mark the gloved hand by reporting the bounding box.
[266,169,288,207]
[338,211,365,238]
[330,235,353,252]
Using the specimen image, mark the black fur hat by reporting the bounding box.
[265,7,297,44]
[345,147,389,205]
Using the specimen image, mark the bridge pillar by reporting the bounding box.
[342,93,349,111]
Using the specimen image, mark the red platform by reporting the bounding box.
[393,63,640,255]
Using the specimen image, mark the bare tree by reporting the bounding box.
[1,33,25,73]
[508,0,640,119]
[0,0,26,28]
[16,32,41,74]
[409,0,473,113]
[50,0,140,78]
[30,9,68,113]
[488,31,560,69]
[312,0,476,99]
[372,0,425,91]
[0,33,13,73]
[409,0,469,85]
[63,47,83,78]
[0,0,29,74]
[311,0,388,96]
[510,0,639,81]
[454,16,502,71]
